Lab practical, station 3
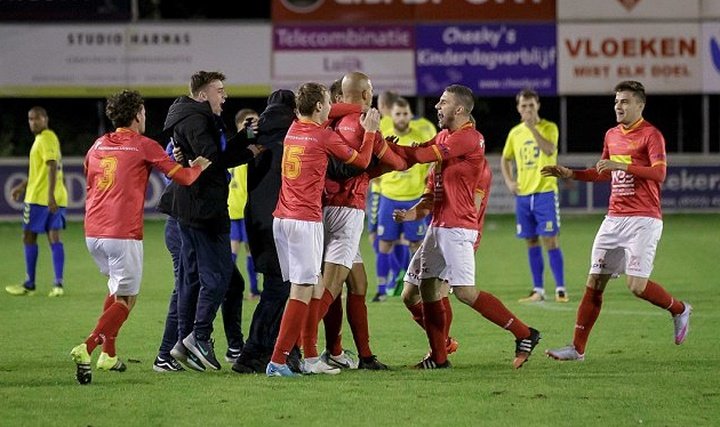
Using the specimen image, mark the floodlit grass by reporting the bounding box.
[0,214,717,426]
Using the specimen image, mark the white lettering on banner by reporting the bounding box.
[442,26,515,48]
[275,28,411,49]
[417,47,556,70]
[664,170,720,191]
[565,37,696,58]
[323,56,363,72]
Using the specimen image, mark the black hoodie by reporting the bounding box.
[244,89,295,274]
[157,96,254,233]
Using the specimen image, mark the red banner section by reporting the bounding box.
[272,0,555,23]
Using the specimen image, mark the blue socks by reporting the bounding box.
[548,248,565,290]
[528,246,544,290]
[24,243,39,289]
[247,255,258,295]
[231,252,237,264]
[50,242,64,286]
[376,252,391,295]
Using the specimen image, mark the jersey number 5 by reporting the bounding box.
[97,156,118,191]
[282,145,305,180]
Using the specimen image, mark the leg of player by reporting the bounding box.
[541,235,567,302]
[414,278,450,369]
[629,276,692,345]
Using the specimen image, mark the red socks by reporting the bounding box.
[85,301,130,356]
[639,280,684,315]
[301,298,321,358]
[407,301,425,329]
[442,297,453,339]
[472,291,530,339]
[347,294,372,358]
[323,296,344,356]
[271,299,309,365]
[573,287,604,354]
[422,300,447,364]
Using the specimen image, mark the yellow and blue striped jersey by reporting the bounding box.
[502,119,559,195]
[227,164,248,220]
[25,129,67,207]
[379,119,437,201]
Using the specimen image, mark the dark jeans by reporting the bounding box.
[241,273,290,357]
[158,219,244,356]
[177,224,234,342]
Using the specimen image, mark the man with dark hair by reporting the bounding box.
[389,84,541,370]
[501,88,566,303]
[6,106,68,297]
[543,80,691,361]
[71,90,210,384]
[158,70,262,371]
[329,78,343,103]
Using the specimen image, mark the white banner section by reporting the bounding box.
[558,23,701,95]
[702,22,720,93]
[0,24,272,97]
[272,51,416,94]
[557,0,701,21]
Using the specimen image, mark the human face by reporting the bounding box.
[28,110,48,135]
[516,96,540,123]
[199,79,227,115]
[318,90,331,123]
[362,80,374,108]
[435,91,459,130]
[614,90,644,127]
[391,104,412,133]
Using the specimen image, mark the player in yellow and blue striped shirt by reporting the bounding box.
[6,107,67,297]
[372,97,436,301]
[501,89,567,303]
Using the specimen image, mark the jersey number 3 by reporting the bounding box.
[97,156,118,191]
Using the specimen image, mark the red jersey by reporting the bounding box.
[274,119,375,222]
[324,112,406,210]
[84,129,201,240]
[602,120,665,219]
[410,122,485,230]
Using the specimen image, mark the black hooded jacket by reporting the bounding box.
[244,89,295,274]
[157,96,255,233]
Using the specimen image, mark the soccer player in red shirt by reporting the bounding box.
[266,82,380,377]
[542,81,692,361]
[69,90,210,384]
[390,85,541,369]
[299,72,407,373]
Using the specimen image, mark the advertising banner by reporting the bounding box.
[416,23,556,96]
[0,0,131,21]
[557,0,700,21]
[0,159,167,221]
[271,0,556,23]
[0,24,272,97]
[702,0,720,18]
[558,23,701,95]
[702,22,720,93]
[272,25,415,94]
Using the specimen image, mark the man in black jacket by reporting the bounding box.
[158,71,260,371]
[231,89,303,374]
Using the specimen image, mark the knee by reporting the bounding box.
[401,285,419,307]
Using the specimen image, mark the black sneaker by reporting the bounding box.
[183,333,221,370]
[371,293,387,302]
[170,341,206,372]
[287,347,303,374]
[413,355,451,369]
[358,355,389,370]
[153,355,185,372]
[513,327,541,369]
[225,347,242,364]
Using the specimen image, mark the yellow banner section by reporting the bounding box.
[0,85,272,98]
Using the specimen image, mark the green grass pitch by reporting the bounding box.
[0,214,717,426]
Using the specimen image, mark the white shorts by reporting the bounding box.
[273,217,324,285]
[589,216,663,279]
[85,237,143,296]
[403,226,478,287]
[322,206,364,269]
